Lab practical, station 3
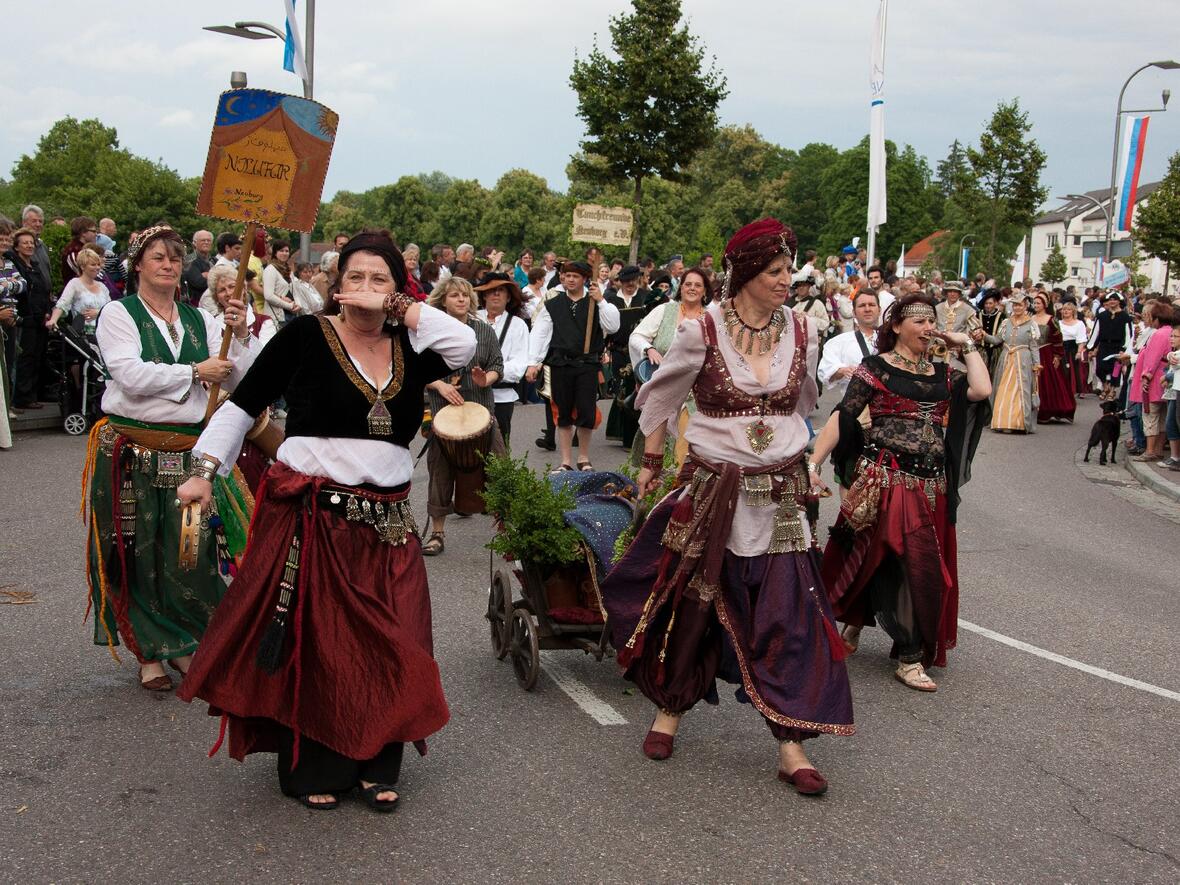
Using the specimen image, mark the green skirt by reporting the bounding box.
[84,423,252,662]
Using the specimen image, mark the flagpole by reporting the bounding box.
[866,0,889,268]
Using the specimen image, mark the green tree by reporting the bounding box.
[965,99,1047,280]
[771,142,839,253]
[378,177,438,245]
[1136,149,1180,289]
[569,0,728,263]
[478,169,564,257]
[1040,243,1068,284]
[6,117,202,234]
[428,179,488,246]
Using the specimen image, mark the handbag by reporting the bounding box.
[839,451,888,532]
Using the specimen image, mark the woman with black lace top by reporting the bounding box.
[808,293,991,692]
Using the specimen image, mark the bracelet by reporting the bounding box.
[190,362,200,384]
[641,452,664,471]
[807,460,821,474]
[190,455,221,482]
[383,292,415,324]
[961,340,978,355]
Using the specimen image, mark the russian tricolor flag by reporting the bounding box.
[1115,115,1149,232]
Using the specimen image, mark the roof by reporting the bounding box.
[1035,181,1161,226]
[902,230,949,266]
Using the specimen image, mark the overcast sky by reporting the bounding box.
[4,1,1180,213]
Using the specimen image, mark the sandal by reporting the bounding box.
[297,793,340,811]
[167,659,189,677]
[549,464,574,475]
[139,666,173,692]
[577,460,594,472]
[840,624,861,654]
[359,783,400,813]
[894,661,938,692]
[421,532,444,556]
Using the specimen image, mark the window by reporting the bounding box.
[1046,233,1059,249]
[1071,267,1079,276]
[1073,235,1082,246]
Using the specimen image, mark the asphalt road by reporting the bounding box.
[1,392,1178,884]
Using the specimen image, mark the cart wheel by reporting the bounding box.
[63,413,88,436]
[509,607,540,691]
[487,569,512,660]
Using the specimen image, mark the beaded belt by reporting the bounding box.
[316,485,418,546]
[98,421,195,488]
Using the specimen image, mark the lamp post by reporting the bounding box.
[1104,60,1180,263]
[204,2,317,263]
[958,234,975,279]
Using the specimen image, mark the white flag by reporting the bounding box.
[867,0,889,240]
[897,244,906,279]
[1010,236,1026,287]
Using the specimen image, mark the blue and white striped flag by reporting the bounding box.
[283,0,308,83]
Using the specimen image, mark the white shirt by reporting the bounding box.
[527,287,621,365]
[478,309,530,404]
[818,327,877,393]
[875,288,896,324]
[261,264,292,322]
[520,286,546,321]
[96,297,259,424]
[195,304,475,486]
[196,294,277,349]
[1059,319,1089,346]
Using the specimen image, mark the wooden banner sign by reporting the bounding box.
[196,88,338,233]
[571,203,634,247]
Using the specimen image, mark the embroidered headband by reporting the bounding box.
[899,302,936,321]
[126,224,183,267]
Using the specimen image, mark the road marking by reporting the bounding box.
[539,651,628,725]
[958,618,1180,703]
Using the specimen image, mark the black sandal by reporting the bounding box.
[577,460,594,472]
[549,464,574,475]
[297,793,340,811]
[359,783,399,812]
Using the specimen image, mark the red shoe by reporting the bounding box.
[642,729,675,761]
[777,767,828,796]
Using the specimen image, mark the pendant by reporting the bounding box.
[922,422,936,443]
[167,322,180,347]
[367,398,393,435]
[746,418,774,454]
[329,492,342,505]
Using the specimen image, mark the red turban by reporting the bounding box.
[723,218,797,297]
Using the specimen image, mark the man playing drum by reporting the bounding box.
[422,276,506,556]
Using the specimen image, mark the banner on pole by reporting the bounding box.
[959,248,970,279]
[196,89,338,233]
[571,204,634,247]
[1115,115,1149,232]
[866,0,889,250]
[1101,259,1129,288]
[1010,236,1026,286]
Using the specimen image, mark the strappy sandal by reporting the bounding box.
[894,661,938,692]
[359,783,400,813]
[840,624,861,654]
[549,464,574,475]
[421,532,444,556]
[139,666,173,692]
[577,460,594,472]
[297,793,340,811]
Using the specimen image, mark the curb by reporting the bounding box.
[1125,454,1180,505]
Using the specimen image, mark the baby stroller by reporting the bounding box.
[54,322,108,435]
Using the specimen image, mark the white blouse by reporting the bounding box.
[635,300,819,555]
[478,310,530,404]
[96,297,259,424]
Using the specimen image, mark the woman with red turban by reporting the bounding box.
[603,218,854,797]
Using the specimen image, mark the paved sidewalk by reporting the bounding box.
[1125,446,1180,504]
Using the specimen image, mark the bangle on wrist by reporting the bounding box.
[641,452,664,471]
[190,362,200,384]
[383,292,415,324]
[190,454,221,482]
[807,460,821,474]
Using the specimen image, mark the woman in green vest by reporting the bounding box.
[83,225,260,691]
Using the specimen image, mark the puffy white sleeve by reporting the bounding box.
[193,400,255,477]
[499,316,530,384]
[635,318,706,437]
[629,303,666,368]
[96,301,192,401]
[409,302,476,369]
[528,301,554,365]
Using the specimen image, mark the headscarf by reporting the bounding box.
[723,218,797,298]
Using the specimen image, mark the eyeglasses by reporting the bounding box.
[86,228,98,233]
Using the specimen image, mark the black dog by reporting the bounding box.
[1083,402,1121,465]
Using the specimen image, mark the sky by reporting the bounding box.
[4,1,1180,213]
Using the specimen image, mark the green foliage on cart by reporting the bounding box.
[482,454,583,571]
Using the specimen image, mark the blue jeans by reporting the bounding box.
[1165,398,1180,443]
[1126,400,1146,448]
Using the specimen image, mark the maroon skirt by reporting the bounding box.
[1037,345,1077,422]
[178,462,449,763]
[822,476,958,668]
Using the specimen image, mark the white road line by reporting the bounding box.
[958,618,1180,703]
[539,651,628,725]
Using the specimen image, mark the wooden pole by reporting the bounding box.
[204,221,257,421]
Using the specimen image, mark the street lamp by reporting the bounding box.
[204,4,317,263]
[1104,60,1180,263]
[958,234,975,279]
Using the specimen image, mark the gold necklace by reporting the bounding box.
[889,348,931,373]
[721,298,785,355]
[141,295,180,347]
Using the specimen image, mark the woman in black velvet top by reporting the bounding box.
[176,232,475,813]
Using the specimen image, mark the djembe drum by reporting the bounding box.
[431,402,494,514]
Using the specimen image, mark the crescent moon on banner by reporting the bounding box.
[223,94,242,117]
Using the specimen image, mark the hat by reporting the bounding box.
[790,275,815,289]
[617,265,642,283]
[95,234,115,252]
[561,260,592,279]
[723,218,797,298]
[649,271,672,289]
[841,245,858,255]
[1102,290,1122,303]
[338,231,408,293]
[473,271,515,292]
[942,280,964,293]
